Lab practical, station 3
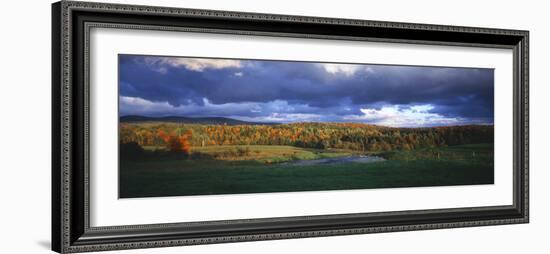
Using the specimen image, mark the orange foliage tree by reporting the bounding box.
[156,129,193,155]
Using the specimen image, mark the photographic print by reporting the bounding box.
[118,54,494,198]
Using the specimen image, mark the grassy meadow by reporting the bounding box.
[119,121,494,198]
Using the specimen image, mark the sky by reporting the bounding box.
[118,54,494,127]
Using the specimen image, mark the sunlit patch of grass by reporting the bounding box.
[189,145,351,163]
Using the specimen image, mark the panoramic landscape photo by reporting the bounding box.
[118,54,494,198]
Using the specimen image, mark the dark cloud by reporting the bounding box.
[118,54,494,126]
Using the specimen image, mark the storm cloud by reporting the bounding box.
[119,54,494,127]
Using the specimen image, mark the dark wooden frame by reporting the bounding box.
[52,1,529,253]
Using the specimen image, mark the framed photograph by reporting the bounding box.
[52,1,529,253]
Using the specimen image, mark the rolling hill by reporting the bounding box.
[120,115,277,125]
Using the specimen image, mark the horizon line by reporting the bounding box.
[119,114,494,128]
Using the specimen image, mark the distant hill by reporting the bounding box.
[120,115,277,125]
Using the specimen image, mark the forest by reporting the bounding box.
[120,121,494,155]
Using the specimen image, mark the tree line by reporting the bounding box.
[120,122,493,154]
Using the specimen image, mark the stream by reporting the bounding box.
[283,155,385,166]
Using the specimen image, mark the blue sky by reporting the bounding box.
[119,54,494,127]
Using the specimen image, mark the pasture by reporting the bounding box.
[119,143,494,198]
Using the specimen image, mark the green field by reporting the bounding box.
[119,143,494,198]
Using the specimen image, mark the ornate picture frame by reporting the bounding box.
[52,1,529,253]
